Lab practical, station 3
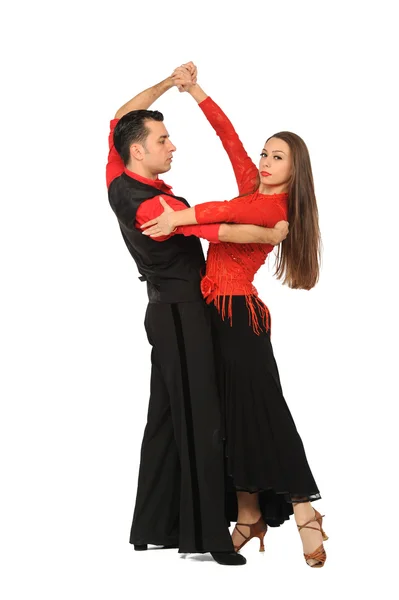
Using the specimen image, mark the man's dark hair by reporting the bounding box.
[113,109,164,165]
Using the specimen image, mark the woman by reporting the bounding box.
[142,68,326,568]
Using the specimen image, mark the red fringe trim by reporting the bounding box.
[201,276,271,336]
[245,293,271,336]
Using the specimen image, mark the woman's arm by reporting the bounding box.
[189,86,259,195]
[172,64,259,195]
[141,198,288,243]
[194,197,288,228]
[141,197,287,230]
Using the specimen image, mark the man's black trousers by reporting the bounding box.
[129,300,233,553]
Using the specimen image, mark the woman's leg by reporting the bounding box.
[293,501,325,566]
[210,298,323,557]
[231,491,263,548]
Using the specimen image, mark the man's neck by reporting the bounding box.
[126,162,157,181]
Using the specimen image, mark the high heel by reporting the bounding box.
[233,516,268,553]
[297,509,328,568]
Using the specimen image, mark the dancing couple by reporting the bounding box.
[106,62,326,568]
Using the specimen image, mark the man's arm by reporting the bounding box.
[114,65,196,119]
[218,223,288,245]
[106,119,125,187]
[108,69,193,187]
[115,77,174,119]
[108,77,176,187]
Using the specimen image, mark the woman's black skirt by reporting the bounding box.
[209,296,321,528]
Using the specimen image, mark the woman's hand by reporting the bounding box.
[172,62,197,92]
[141,198,177,237]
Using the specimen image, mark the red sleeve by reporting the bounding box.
[199,97,259,195]
[175,224,221,244]
[136,196,221,244]
[194,196,288,228]
[106,119,124,188]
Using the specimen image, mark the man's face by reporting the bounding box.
[140,120,176,177]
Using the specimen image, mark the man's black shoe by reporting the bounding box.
[210,551,246,565]
[134,544,178,551]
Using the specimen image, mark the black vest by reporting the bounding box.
[108,173,205,303]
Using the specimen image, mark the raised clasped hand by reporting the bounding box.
[171,61,197,92]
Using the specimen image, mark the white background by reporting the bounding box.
[1,0,398,598]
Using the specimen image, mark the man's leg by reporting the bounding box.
[129,345,180,547]
[148,301,234,554]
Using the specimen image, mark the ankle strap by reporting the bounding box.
[234,525,250,541]
[297,510,325,532]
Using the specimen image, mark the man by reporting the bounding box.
[106,64,287,566]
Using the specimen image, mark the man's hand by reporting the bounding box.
[271,221,289,245]
[180,61,197,81]
[172,62,197,92]
[141,198,177,238]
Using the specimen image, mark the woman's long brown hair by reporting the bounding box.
[268,132,321,290]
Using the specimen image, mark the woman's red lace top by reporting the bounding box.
[196,97,289,334]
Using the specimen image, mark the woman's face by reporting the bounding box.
[258,137,292,192]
